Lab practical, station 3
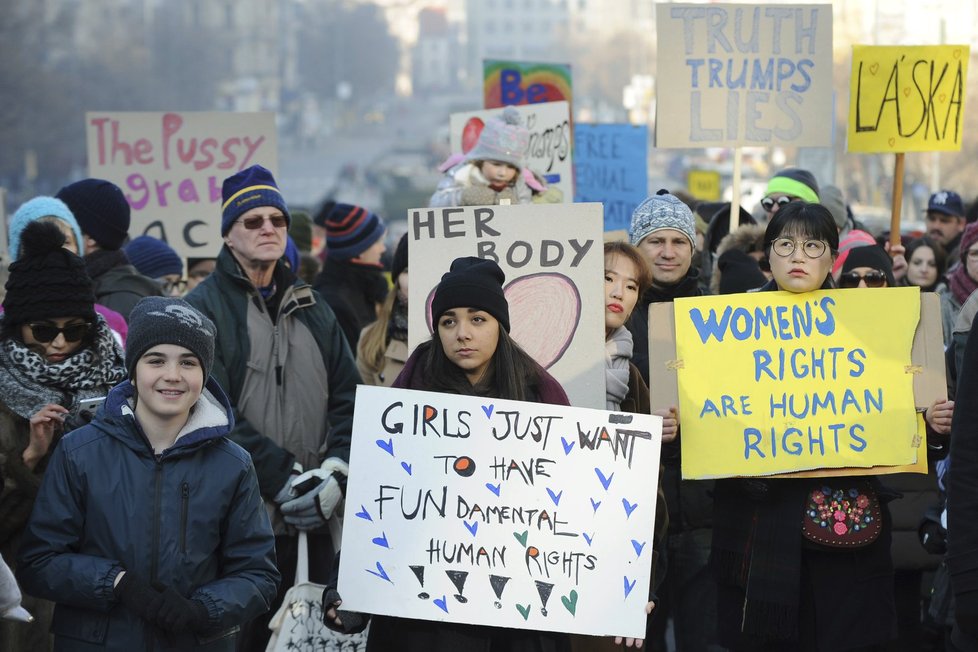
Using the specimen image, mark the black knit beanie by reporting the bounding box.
[125,297,216,380]
[432,257,510,332]
[56,178,131,251]
[841,244,895,287]
[2,221,97,325]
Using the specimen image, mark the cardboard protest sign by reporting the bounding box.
[484,60,572,109]
[848,45,970,153]
[573,124,648,232]
[687,170,722,201]
[338,385,662,638]
[407,203,605,409]
[85,111,277,258]
[655,4,833,148]
[672,288,920,479]
[450,102,572,201]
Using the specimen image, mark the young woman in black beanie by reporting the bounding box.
[17,296,279,650]
[326,256,573,652]
[0,220,128,649]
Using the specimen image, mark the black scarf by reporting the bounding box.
[387,293,408,343]
[644,269,703,303]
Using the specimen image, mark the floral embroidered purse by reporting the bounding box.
[802,482,882,548]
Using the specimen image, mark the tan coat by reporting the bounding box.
[356,335,408,387]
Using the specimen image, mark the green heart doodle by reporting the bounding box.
[561,589,578,616]
[513,530,528,547]
[516,603,531,620]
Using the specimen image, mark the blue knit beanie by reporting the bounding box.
[220,165,290,235]
[55,178,131,251]
[124,236,183,279]
[324,203,386,260]
[9,196,85,261]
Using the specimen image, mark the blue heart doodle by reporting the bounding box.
[590,498,602,513]
[595,467,614,491]
[547,488,563,506]
[622,498,638,518]
[482,404,494,418]
[464,520,479,536]
[401,461,412,475]
[434,595,449,613]
[631,540,646,557]
[365,561,391,583]
[624,576,637,598]
[561,437,575,455]
[583,532,594,546]
[486,482,501,497]
[372,532,390,548]
[376,439,394,456]
[355,505,372,521]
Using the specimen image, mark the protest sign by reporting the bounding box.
[687,169,722,201]
[85,111,277,258]
[338,385,662,638]
[450,102,573,201]
[848,45,970,153]
[655,3,833,148]
[672,288,920,479]
[573,124,648,232]
[484,60,572,109]
[407,203,605,409]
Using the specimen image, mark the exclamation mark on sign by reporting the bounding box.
[535,580,554,617]
[446,570,469,603]
[409,565,428,600]
[489,575,511,609]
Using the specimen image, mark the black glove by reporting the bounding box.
[322,588,369,635]
[114,572,166,623]
[152,583,209,632]
[955,590,978,640]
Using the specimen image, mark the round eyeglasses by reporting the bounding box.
[770,238,828,259]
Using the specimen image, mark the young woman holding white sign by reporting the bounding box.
[709,202,900,651]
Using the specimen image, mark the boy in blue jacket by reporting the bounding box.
[18,297,280,650]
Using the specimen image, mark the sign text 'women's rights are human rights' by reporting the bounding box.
[673,288,920,479]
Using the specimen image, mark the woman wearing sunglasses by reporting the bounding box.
[0,220,126,649]
[710,202,901,651]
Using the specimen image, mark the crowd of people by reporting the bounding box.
[1,105,978,652]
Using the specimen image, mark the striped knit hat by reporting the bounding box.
[220,165,290,235]
[324,203,385,260]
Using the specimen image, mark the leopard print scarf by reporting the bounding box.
[0,314,127,428]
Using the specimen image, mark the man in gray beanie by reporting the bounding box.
[627,190,721,651]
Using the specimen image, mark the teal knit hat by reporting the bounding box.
[9,196,85,260]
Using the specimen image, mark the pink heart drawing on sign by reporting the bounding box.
[461,117,485,154]
[424,272,581,370]
[504,273,581,369]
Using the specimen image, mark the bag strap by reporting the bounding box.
[296,530,309,585]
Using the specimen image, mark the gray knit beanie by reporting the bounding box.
[629,189,697,250]
[125,297,216,380]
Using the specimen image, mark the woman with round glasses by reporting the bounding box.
[710,202,900,650]
[0,220,126,649]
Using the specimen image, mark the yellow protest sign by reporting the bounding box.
[687,170,721,201]
[848,45,970,153]
[674,288,920,479]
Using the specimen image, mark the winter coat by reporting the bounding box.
[429,161,561,208]
[16,378,280,651]
[185,247,360,501]
[942,287,964,349]
[356,333,407,387]
[365,344,571,652]
[312,258,388,349]
[91,262,164,320]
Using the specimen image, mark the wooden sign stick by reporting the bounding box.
[890,152,905,249]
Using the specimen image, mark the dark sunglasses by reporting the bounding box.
[760,195,798,212]
[839,270,887,288]
[28,322,91,343]
[239,215,288,230]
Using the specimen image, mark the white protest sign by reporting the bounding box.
[655,4,833,148]
[450,102,573,201]
[407,203,605,409]
[85,111,277,259]
[339,385,662,638]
